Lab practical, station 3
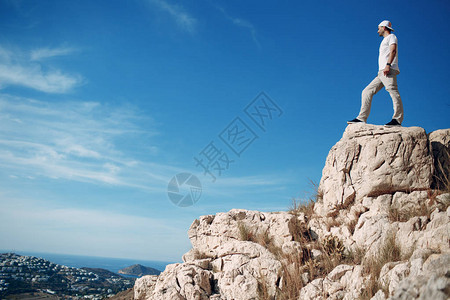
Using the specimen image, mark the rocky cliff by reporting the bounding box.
[134,124,450,300]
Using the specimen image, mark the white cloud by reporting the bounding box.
[216,6,261,49]
[0,93,293,201]
[149,0,197,33]
[30,46,76,61]
[0,45,82,93]
[0,94,179,190]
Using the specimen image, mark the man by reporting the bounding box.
[348,20,404,126]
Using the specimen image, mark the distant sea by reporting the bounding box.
[0,250,174,276]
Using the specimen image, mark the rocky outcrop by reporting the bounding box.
[314,124,433,218]
[135,210,295,300]
[187,210,305,256]
[133,124,449,300]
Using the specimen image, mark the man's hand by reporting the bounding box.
[383,65,390,76]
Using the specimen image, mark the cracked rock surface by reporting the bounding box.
[132,125,449,300]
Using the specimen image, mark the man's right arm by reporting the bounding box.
[383,43,397,76]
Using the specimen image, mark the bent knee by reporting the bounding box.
[362,87,376,97]
[384,84,399,92]
[385,87,400,95]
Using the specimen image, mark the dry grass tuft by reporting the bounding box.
[238,221,255,242]
[345,245,365,266]
[348,217,359,235]
[193,249,213,260]
[246,194,372,299]
[388,200,433,223]
[288,215,313,245]
[305,236,347,281]
[257,230,283,258]
[324,217,341,231]
[240,226,305,300]
[257,270,273,300]
[359,232,402,299]
[308,179,324,202]
[276,251,304,300]
[289,179,320,219]
[289,198,315,222]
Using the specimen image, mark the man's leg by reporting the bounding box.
[379,70,403,124]
[357,74,384,122]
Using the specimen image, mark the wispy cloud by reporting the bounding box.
[216,6,261,49]
[0,93,290,200]
[0,94,180,191]
[30,46,77,61]
[149,0,197,33]
[0,45,82,93]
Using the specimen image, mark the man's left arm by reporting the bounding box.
[383,43,397,76]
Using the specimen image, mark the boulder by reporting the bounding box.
[188,209,304,257]
[298,264,366,300]
[388,253,450,300]
[315,124,433,217]
[134,275,158,300]
[211,241,282,300]
[149,263,213,300]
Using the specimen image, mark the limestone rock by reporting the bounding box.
[327,264,353,281]
[379,261,410,296]
[315,124,433,217]
[212,241,282,300]
[134,275,158,300]
[388,253,450,300]
[131,126,450,300]
[150,263,213,300]
[351,200,391,253]
[391,191,428,216]
[188,209,304,257]
[299,264,366,300]
[371,290,387,300]
[298,278,325,300]
[415,207,450,253]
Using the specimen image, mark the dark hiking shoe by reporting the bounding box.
[347,118,364,124]
[385,119,401,126]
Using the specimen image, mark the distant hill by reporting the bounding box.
[118,264,161,277]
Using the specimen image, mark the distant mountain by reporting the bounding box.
[118,264,161,277]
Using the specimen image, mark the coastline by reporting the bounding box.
[0,250,173,275]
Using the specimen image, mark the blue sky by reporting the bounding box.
[0,0,449,262]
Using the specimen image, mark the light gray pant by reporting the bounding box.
[357,69,404,123]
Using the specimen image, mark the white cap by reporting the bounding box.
[378,20,394,32]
